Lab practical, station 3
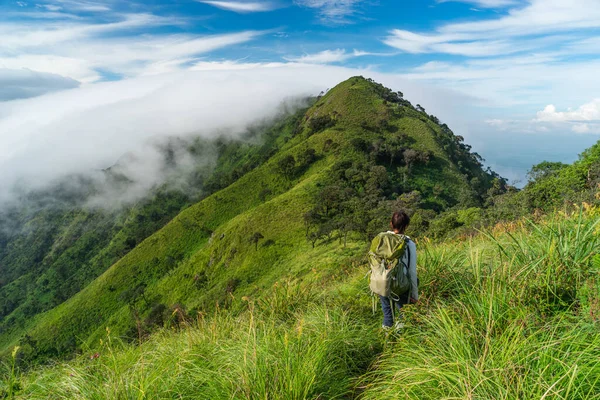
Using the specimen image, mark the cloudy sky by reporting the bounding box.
[1,0,600,190]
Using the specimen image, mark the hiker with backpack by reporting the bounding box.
[368,211,418,331]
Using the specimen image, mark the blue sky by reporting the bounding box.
[1,0,600,186]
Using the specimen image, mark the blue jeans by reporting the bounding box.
[379,293,410,327]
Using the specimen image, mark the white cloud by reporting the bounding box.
[197,1,278,12]
[0,7,266,82]
[535,99,600,122]
[189,60,287,70]
[49,0,111,12]
[41,4,63,11]
[84,30,266,78]
[0,13,177,51]
[385,0,600,57]
[0,6,268,101]
[294,0,362,24]
[385,30,520,56]
[440,0,600,36]
[285,49,350,63]
[284,48,393,64]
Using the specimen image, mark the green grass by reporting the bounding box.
[358,210,600,400]
[15,282,381,399]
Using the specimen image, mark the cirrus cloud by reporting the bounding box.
[436,0,520,7]
[293,0,363,24]
[197,1,279,13]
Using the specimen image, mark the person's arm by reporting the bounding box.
[408,241,418,302]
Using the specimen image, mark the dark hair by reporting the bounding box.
[391,211,410,233]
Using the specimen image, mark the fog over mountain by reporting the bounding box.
[0,64,475,208]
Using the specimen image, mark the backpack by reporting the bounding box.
[368,232,411,299]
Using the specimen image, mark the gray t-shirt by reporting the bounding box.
[403,239,418,301]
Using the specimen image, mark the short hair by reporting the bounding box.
[391,211,410,233]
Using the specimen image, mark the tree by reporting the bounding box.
[277,155,296,180]
[249,232,264,251]
[587,161,600,189]
[297,148,317,173]
[365,165,389,197]
[389,191,422,215]
[304,209,322,237]
[307,228,326,248]
[487,177,507,198]
[403,149,419,173]
[527,161,568,183]
[322,185,349,215]
[403,149,431,173]
[381,135,408,167]
[258,187,272,202]
[119,283,148,307]
[350,137,370,152]
[308,115,335,133]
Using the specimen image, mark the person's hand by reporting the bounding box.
[409,297,418,304]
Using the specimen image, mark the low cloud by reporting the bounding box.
[572,123,592,134]
[484,119,506,128]
[0,68,79,101]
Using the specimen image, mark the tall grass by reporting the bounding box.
[16,282,381,399]
[359,210,600,399]
[0,346,20,399]
[7,210,600,399]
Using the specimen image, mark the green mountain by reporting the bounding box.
[0,76,532,364]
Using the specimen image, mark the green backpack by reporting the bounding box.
[368,232,411,299]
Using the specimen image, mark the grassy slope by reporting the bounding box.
[0,102,307,336]
[0,107,306,353]
[1,77,486,362]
